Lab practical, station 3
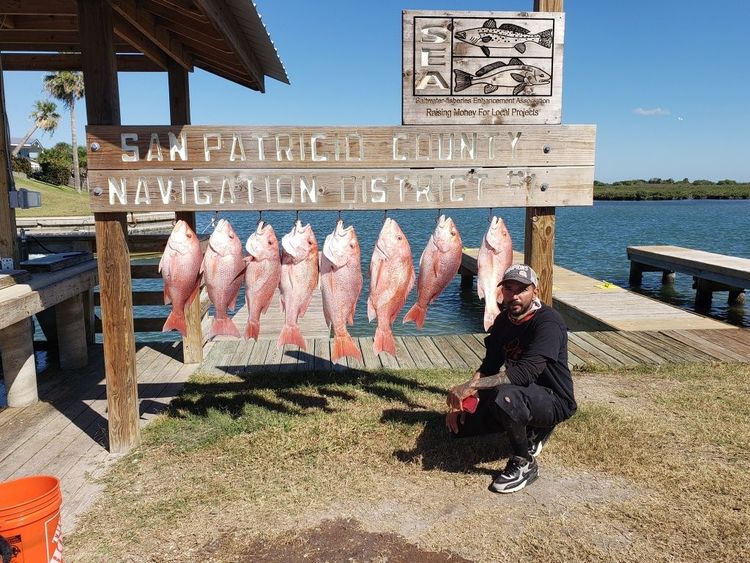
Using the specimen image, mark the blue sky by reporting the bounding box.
[3,0,747,182]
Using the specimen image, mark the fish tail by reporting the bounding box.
[332,334,362,363]
[453,69,474,92]
[244,320,260,341]
[210,317,240,339]
[162,309,187,336]
[483,301,500,331]
[278,325,306,350]
[538,28,553,48]
[403,302,427,329]
[373,325,397,357]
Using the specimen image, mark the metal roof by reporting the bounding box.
[0,0,289,92]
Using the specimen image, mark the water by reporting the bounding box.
[178,200,749,337]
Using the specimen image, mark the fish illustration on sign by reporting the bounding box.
[453,58,551,95]
[454,19,552,56]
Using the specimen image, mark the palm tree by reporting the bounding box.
[43,71,85,192]
[11,100,60,158]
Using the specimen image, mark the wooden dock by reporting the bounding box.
[2,327,750,534]
[461,249,732,331]
[214,287,330,342]
[628,245,749,307]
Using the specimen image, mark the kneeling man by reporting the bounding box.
[447,265,576,493]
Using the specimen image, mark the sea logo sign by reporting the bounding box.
[402,10,564,125]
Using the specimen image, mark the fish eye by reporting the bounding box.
[397,235,403,240]
[268,240,272,245]
[229,234,234,239]
[451,230,456,236]
[186,233,192,238]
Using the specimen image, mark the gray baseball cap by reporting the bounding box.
[502,264,538,286]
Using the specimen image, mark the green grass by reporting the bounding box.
[13,173,91,217]
[65,363,750,562]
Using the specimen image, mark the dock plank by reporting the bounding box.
[574,332,639,367]
[401,336,432,369]
[416,336,451,369]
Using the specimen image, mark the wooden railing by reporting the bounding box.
[24,232,211,339]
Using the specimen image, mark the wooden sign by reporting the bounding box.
[87,124,595,212]
[403,10,564,125]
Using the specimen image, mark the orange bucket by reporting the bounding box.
[0,476,62,563]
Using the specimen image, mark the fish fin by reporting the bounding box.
[514,43,527,54]
[228,284,242,313]
[367,296,376,322]
[482,18,497,29]
[508,57,524,66]
[158,253,165,273]
[209,317,240,339]
[373,325,397,357]
[513,84,526,95]
[278,325,306,350]
[453,69,474,92]
[538,28,553,48]
[477,283,486,300]
[162,310,187,336]
[481,46,491,57]
[475,60,506,77]
[244,320,260,341]
[484,84,499,94]
[186,278,201,307]
[511,72,527,83]
[483,301,501,331]
[163,287,171,305]
[499,23,530,34]
[332,334,362,362]
[407,267,416,297]
[403,303,427,329]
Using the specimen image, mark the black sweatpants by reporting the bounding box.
[453,383,565,459]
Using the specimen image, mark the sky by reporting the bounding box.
[2,0,748,183]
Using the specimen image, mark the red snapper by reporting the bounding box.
[477,216,513,330]
[201,219,246,338]
[320,220,363,362]
[243,221,281,341]
[159,220,203,336]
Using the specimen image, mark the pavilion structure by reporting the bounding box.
[0,0,288,452]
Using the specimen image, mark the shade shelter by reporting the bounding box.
[0,0,288,452]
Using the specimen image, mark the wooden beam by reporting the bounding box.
[525,0,563,306]
[113,13,169,70]
[0,1,74,16]
[0,53,163,71]
[111,0,193,71]
[2,15,78,31]
[149,0,208,24]
[78,0,139,453]
[0,56,19,266]
[192,0,265,92]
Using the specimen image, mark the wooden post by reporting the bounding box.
[0,56,20,266]
[693,278,713,310]
[524,207,555,304]
[1,318,38,407]
[728,290,745,306]
[55,293,88,369]
[629,262,643,286]
[168,60,203,364]
[526,0,563,305]
[662,271,676,284]
[78,0,140,452]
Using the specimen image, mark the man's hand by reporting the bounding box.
[446,409,465,434]
[446,380,477,411]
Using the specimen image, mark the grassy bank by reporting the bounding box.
[594,181,750,200]
[66,363,750,562]
[12,173,91,217]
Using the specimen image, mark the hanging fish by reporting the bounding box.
[454,58,551,95]
[159,220,203,336]
[201,218,246,339]
[320,220,363,362]
[278,220,319,350]
[404,215,463,329]
[243,221,281,341]
[477,216,513,331]
[454,19,553,56]
[368,218,414,356]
